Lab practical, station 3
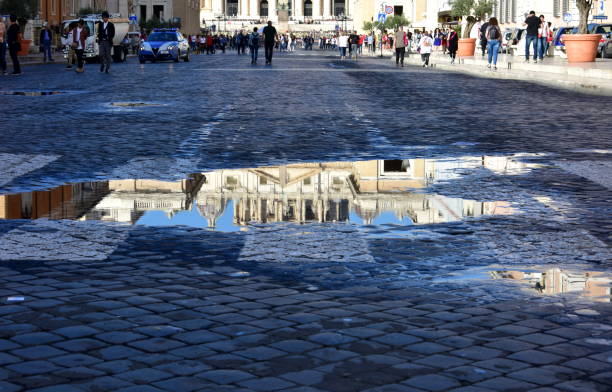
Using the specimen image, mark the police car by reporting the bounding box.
[139,28,190,63]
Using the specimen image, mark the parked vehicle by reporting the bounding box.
[507,28,525,57]
[590,24,612,57]
[501,29,513,53]
[138,28,190,63]
[553,26,576,58]
[62,14,130,62]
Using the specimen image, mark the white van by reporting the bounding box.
[62,14,130,62]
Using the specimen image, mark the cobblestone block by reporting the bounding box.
[116,368,173,383]
[196,369,254,384]
[128,338,185,353]
[403,374,461,391]
[451,347,503,360]
[415,354,471,369]
[10,346,66,360]
[238,376,296,391]
[153,376,213,391]
[508,350,564,365]
[373,333,422,346]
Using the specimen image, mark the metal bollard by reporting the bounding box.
[508,62,511,70]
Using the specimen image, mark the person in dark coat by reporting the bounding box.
[447,28,459,64]
[39,22,54,62]
[7,15,21,75]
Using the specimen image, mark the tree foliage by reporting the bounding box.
[384,15,410,30]
[363,21,374,33]
[450,0,495,38]
[0,0,38,18]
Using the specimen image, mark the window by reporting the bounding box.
[259,177,267,185]
[554,0,560,17]
[304,0,312,17]
[383,160,409,172]
[260,0,268,16]
[333,0,345,16]
[227,0,238,16]
[303,177,311,185]
[226,176,237,185]
[140,5,147,22]
[394,6,403,16]
[332,177,343,185]
[153,5,164,19]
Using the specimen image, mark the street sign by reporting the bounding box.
[377,13,386,23]
[128,15,137,25]
[563,12,572,23]
[385,6,393,15]
[335,24,340,31]
[593,15,608,20]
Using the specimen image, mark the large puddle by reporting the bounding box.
[0,156,533,231]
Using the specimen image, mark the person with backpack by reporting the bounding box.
[248,27,260,64]
[418,32,433,67]
[486,17,501,70]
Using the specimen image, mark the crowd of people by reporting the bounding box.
[0,10,559,76]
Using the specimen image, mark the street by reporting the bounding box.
[1,51,612,391]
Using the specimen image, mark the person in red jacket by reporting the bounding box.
[206,33,214,54]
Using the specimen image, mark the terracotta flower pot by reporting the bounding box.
[18,39,31,56]
[457,38,476,57]
[563,34,602,62]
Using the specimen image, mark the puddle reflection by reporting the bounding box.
[492,268,612,303]
[0,157,528,231]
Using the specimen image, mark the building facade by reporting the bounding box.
[135,0,201,33]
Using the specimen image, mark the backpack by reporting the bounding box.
[489,26,499,40]
[249,33,259,47]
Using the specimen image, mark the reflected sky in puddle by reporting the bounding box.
[0,155,539,231]
[437,266,612,303]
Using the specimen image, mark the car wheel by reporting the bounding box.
[139,59,145,64]
[605,44,612,58]
[184,50,190,62]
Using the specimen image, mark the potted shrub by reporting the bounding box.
[564,0,602,62]
[17,17,31,56]
[450,0,495,56]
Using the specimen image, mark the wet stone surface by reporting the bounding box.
[0,51,611,391]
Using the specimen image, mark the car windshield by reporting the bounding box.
[148,33,178,42]
[595,25,612,34]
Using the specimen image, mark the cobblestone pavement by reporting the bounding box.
[1,51,612,391]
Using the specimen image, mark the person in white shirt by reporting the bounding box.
[418,32,434,67]
[537,15,549,62]
[338,32,349,59]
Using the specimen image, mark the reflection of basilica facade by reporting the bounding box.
[492,269,612,303]
[0,157,522,229]
[196,159,514,227]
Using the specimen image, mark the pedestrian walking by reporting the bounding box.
[447,28,458,64]
[479,20,489,57]
[394,26,406,67]
[523,10,540,63]
[537,15,550,62]
[98,11,115,74]
[61,22,77,69]
[262,21,277,65]
[338,32,348,60]
[39,22,54,63]
[486,17,501,70]
[248,27,260,64]
[418,32,433,67]
[0,16,7,75]
[348,31,359,59]
[72,19,88,73]
[6,15,21,75]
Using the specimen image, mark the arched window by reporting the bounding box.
[304,0,312,17]
[260,0,268,16]
[227,0,238,16]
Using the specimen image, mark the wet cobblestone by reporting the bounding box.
[0,52,611,391]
